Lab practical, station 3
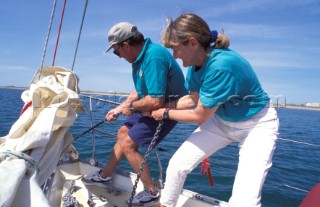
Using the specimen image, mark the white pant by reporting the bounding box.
[160,105,279,207]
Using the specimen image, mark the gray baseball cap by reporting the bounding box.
[106,22,139,52]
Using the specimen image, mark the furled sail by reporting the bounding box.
[0,66,83,207]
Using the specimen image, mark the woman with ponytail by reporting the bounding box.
[151,13,279,207]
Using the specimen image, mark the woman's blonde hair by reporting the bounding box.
[162,13,229,50]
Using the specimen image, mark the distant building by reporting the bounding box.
[304,102,320,107]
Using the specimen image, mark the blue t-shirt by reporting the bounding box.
[185,48,269,122]
[132,38,188,103]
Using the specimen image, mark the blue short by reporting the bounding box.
[124,113,177,148]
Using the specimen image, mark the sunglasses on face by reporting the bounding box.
[113,46,122,56]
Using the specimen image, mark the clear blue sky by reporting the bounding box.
[1,0,319,104]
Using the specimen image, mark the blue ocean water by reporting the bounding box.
[0,88,319,207]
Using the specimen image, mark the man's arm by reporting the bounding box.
[151,98,218,125]
[106,89,139,121]
[129,95,164,112]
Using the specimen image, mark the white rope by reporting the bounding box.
[278,137,320,147]
[284,184,308,193]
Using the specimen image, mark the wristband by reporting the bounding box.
[163,108,170,120]
[129,102,135,112]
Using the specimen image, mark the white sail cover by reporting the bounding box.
[0,66,83,207]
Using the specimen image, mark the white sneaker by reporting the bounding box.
[127,188,160,206]
[82,170,112,187]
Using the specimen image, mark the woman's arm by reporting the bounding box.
[172,92,199,109]
[151,97,218,125]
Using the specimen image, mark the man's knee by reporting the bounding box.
[118,136,138,155]
[117,125,128,140]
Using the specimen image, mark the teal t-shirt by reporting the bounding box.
[132,38,187,103]
[185,48,269,122]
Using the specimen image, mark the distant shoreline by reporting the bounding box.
[279,105,320,111]
[0,86,28,90]
[1,86,319,111]
[0,86,129,96]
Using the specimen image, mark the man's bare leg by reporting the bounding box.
[100,125,127,177]
[120,133,156,194]
[99,125,156,194]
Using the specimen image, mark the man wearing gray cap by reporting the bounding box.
[83,22,187,206]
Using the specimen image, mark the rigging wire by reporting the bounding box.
[52,0,67,66]
[71,0,89,71]
[35,0,57,82]
[40,0,57,69]
[39,0,89,71]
